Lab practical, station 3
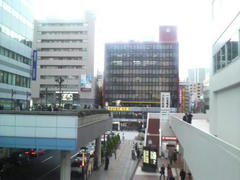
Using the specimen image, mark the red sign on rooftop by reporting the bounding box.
[161,136,177,141]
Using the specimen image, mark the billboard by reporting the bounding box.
[81,74,92,91]
[32,50,37,80]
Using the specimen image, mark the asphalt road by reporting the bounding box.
[3,131,139,180]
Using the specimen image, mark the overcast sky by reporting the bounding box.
[33,0,212,80]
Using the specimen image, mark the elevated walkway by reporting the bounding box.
[169,114,240,180]
[0,111,112,150]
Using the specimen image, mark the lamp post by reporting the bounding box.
[26,92,31,110]
[55,77,64,107]
[45,88,48,107]
[11,89,16,110]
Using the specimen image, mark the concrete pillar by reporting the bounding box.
[95,136,101,168]
[60,151,71,180]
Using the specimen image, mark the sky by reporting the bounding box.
[33,0,212,81]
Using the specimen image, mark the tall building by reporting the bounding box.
[0,0,33,110]
[187,68,208,83]
[210,0,240,148]
[104,26,179,128]
[31,13,95,106]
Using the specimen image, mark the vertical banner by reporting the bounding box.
[160,92,171,121]
[182,88,185,112]
[32,50,37,81]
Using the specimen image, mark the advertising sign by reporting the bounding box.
[150,151,157,165]
[32,50,37,80]
[143,150,149,164]
[179,88,182,105]
[160,92,171,121]
[62,94,73,101]
[161,92,171,109]
[142,146,158,172]
[107,107,130,111]
[81,74,92,91]
[162,136,178,141]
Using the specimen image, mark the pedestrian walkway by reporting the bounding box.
[133,153,192,180]
[88,139,138,180]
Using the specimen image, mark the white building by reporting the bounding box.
[31,13,95,107]
[210,0,240,148]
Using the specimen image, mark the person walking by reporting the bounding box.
[114,148,117,159]
[160,164,165,180]
[168,150,173,165]
[180,169,186,180]
[173,149,177,164]
[167,165,172,180]
[104,156,109,170]
[136,148,140,159]
[182,113,188,122]
[187,112,193,124]
[188,172,192,180]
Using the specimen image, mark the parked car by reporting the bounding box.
[9,150,29,166]
[71,152,88,176]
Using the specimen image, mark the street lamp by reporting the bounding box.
[55,77,64,106]
[45,88,48,107]
[26,92,31,110]
[11,89,16,110]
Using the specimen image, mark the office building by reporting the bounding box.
[31,13,95,106]
[104,26,179,128]
[0,0,33,110]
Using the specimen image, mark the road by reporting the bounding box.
[3,131,139,180]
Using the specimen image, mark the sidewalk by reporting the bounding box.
[88,140,138,180]
[133,153,192,180]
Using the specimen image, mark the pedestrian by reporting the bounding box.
[104,156,109,170]
[167,165,172,180]
[164,149,168,159]
[180,169,186,180]
[173,149,177,164]
[182,113,188,122]
[187,112,193,124]
[122,133,125,142]
[160,164,165,180]
[136,148,140,159]
[188,172,192,180]
[114,148,117,159]
[168,150,173,165]
[135,142,138,151]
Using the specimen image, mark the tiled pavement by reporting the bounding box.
[88,139,138,180]
[133,154,192,180]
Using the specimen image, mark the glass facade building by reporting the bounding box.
[0,0,33,109]
[104,42,179,108]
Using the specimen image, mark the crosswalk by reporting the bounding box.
[135,166,180,179]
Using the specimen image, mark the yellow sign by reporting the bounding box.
[107,107,129,111]
[143,150,149,164]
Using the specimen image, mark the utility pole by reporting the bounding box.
[26,92,31,110]
[55,77,64,107]
[11,89,16,110]
[40,92,44,105]
[45,88,48,107]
